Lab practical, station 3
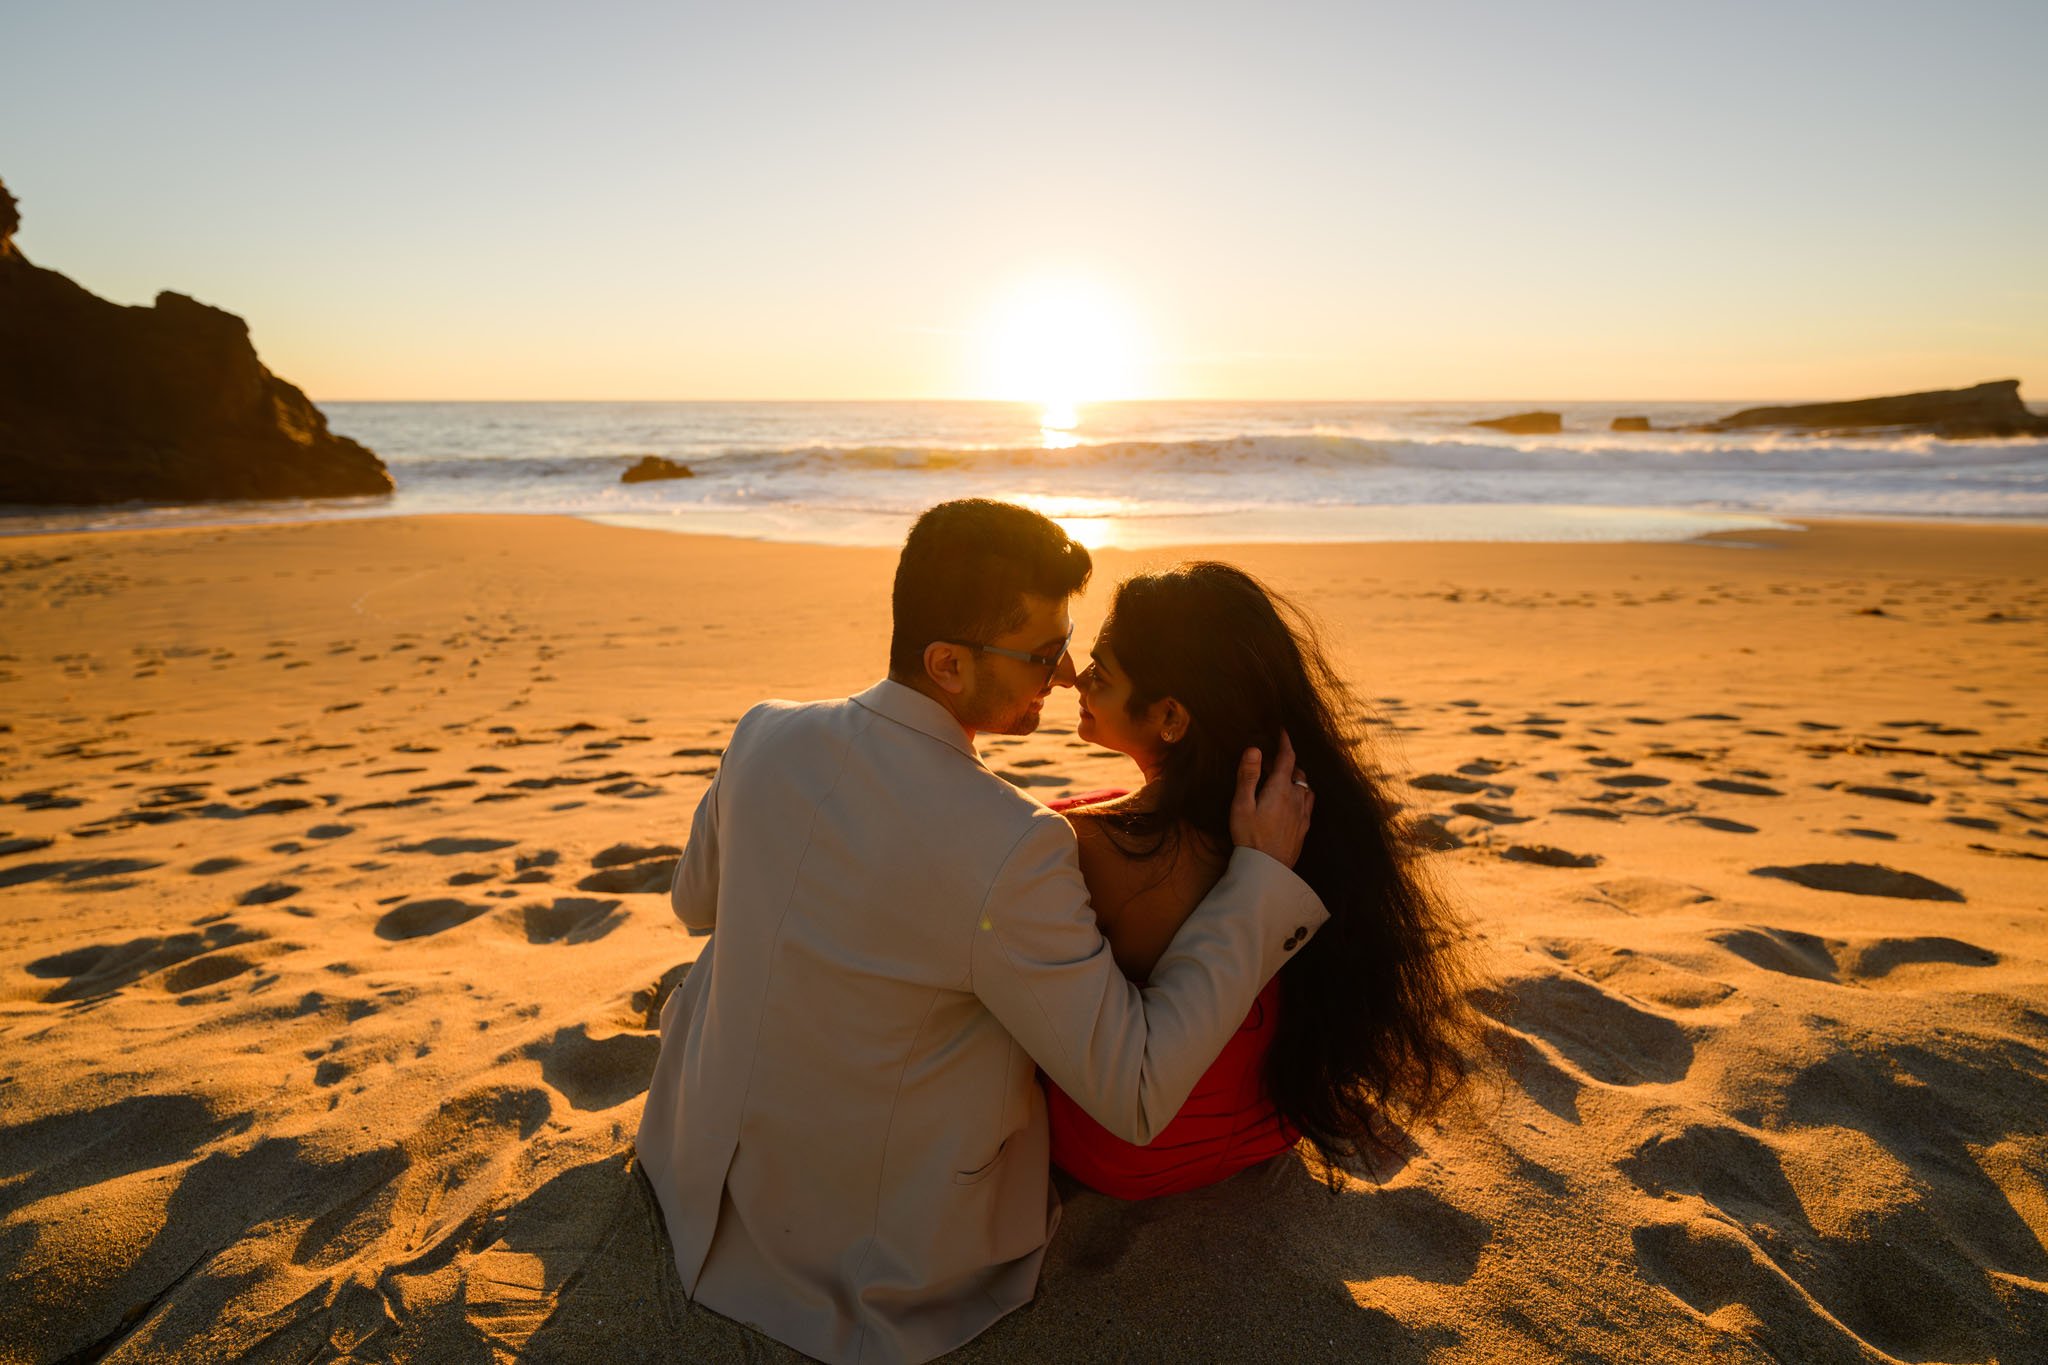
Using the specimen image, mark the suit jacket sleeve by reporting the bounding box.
[969,814,1328,1145]
[670,764,722,934]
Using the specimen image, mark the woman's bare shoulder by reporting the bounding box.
[1065,814,1228,980]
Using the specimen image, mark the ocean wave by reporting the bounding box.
[383,428,2048,482]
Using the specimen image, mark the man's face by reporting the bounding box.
[959,593,1078,737]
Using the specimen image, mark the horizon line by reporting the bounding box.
[309,392,2037,407]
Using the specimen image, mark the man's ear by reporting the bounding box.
[922,641,971,696]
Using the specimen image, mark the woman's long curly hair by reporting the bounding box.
[1096,561,1486,1173]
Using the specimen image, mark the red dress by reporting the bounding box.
[1042,791,1299,1199]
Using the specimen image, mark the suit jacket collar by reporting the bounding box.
[852,679,982,761]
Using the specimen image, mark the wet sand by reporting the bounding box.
[1,514,2045,1362]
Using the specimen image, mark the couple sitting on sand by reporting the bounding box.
[635,499,1477,1364]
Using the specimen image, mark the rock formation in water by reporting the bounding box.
[1706,380,2047,439]
[1471,411,1562,435]
[0,177,393,506]
[620,455,695,483]
[1611,416,1652,432]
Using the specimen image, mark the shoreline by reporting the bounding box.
[6,503,2048,550]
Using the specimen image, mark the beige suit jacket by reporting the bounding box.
[634,680,1327,1365]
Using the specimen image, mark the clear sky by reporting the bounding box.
[5,1,2045,402]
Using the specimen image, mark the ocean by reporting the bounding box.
[10,400,2048,547]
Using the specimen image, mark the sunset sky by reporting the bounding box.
[5,1,2045,403]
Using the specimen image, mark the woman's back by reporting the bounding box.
[1045,797,1297,1198]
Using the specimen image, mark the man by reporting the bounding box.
[636,499,1324,1364]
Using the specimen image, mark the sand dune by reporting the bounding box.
[1,516,2045,1362]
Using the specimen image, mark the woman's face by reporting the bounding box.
[1075,636,1169,766]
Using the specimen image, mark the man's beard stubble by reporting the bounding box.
[963,675,1043,737]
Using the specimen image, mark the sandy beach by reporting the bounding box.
[2,513,2045,1363]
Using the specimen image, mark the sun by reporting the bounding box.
[984,279,1144,429]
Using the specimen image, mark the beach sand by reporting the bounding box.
[2,514,2045,1363]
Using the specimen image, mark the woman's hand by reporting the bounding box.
[1228,730,1313,867]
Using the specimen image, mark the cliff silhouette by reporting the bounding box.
[0,177,392,506]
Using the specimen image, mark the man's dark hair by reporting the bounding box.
[889,500,1092,678]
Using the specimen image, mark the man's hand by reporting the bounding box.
[1228,731,1313,868]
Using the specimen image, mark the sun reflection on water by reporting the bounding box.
[1039,399,1081,449]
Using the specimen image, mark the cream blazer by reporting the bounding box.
[634,680,1326,1365]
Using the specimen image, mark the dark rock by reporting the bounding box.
[1610,416,1653,432]
[621,455,695,483]
[0,176,392,506]
[1471,411,1562,435]
[1705,380,2048,440]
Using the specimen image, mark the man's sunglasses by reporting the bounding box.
[938,630,1074,682]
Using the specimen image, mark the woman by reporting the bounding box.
[1045,561,1484,1198]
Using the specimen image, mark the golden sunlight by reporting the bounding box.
[984,279,1145,424]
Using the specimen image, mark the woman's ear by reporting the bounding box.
[923,641,970,695]
[1153,697,1191,744]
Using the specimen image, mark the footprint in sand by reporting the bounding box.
[1837,936,1998,979]
[26,922,266,1001]
[621,962,694,1029]
[374,897,495,939]
[593,842,680,867]
[1698,778,1783,797]
[159,951,262,994]
[526,1023,661,1110]
[1712,925,1840,981]
[1597,774,1670,789]
[1681,816,1757,834]
[1537,939,1734,1010]
[1552,806,1623,821]
[1450,801,1529,825]
[392,836,518,857]
[1619,1120,1796,1224]
[1845,785,1935,806]
[576,857,677,894]
[1582,877,1716,915]
[516,897,627,945]
[1715,924,1995,984]
[1411,774,1493,794]
[1502,844,1601,868]
[0,857,162,890]
[1750,863,1963,902]
[1485,973,1692,1085]
[595,779,665,799]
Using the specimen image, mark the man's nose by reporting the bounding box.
[1051,650,1078,689]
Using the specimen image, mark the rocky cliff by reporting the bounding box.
[0,178,393,505]
[1707,380,2048,439]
